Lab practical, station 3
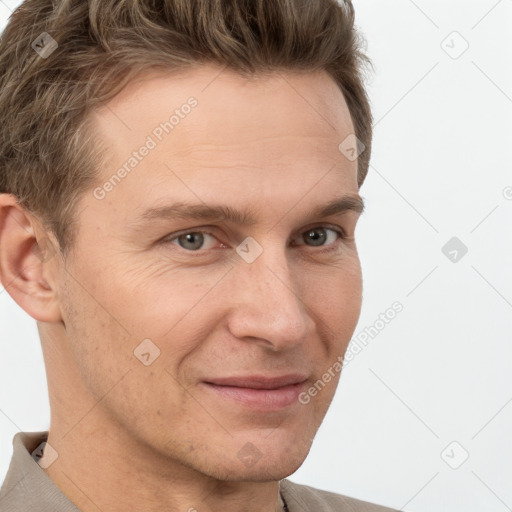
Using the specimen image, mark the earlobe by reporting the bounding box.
[0,193,63,323]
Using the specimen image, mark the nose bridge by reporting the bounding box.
[226,242,311,348]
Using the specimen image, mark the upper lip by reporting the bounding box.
[204,374,308,390]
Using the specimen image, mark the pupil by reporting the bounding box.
[180,232,203,250]
[306,228,326,247]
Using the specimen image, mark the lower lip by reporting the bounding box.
[201,382,306,411]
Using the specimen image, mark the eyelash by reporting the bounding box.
[161,225,347,255]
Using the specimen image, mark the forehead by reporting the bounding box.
[91,63,355,159]
[86,64,359,221]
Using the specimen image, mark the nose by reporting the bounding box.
[225,249,312,351]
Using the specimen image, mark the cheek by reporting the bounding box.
[307,255,362,322]
[108,256,228,337]
[58,268,137,395]
[58,269,197,437]
[302,261,362,415]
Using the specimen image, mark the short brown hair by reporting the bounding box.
[0,0,373,255]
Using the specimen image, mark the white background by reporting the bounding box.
[1,1,511,511]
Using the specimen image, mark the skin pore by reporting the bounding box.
[0,63,364,512]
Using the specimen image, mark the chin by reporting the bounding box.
[203,435,313,482]
[205,454,308,483]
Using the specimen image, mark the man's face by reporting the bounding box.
[51,64,363,480]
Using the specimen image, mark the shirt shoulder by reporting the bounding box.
[280,478,402,512]
[0,431,81,512]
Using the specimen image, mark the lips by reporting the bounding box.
[204,374,308,389]
[201,374,309,411]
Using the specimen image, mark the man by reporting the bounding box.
[0,0,400,511]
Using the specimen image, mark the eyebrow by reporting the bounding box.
[133,194,365,228]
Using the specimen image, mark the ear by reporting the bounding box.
[0,193,63,323]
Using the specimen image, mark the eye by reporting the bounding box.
[292,226,345,249]
[168,231,220,251]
